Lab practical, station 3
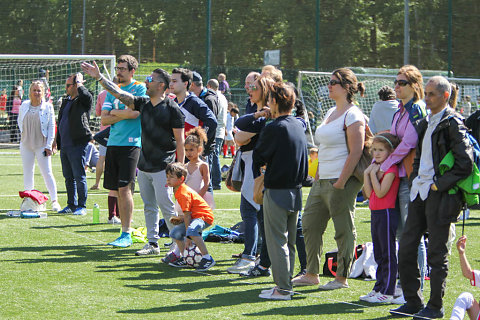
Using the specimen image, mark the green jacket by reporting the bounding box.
[439,150,480,206]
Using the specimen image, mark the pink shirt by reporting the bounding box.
[95,90,109,131]
[369,165,400,210]
[380,104,418,178]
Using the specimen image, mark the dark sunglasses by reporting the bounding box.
[145,76,163,83]
[394,79,410,87]
[328,79,342,86]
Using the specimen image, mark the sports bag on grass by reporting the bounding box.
[226,150,243,192]
[343,108,373,184]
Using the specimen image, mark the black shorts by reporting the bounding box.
[103,146,140,190]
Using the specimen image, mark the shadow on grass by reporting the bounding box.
[0,245,142,264]
[243,301,366,317]
[117,288,307,314]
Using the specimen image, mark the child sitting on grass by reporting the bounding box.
[450,235,480,320]
[165,162,215,271]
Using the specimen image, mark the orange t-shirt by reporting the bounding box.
[175,183,214,225]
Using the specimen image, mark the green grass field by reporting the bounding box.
[1,148,479,319]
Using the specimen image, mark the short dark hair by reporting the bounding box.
[166,162,188,179]
[377,86,396,101]
[153,68,171,88]
[172,68,193,91]
[117,55,138,71]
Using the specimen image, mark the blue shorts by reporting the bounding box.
[170,218,210,240]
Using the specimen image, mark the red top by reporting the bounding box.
[0,94,7,109]
[175,183,214,225]
[369,164,400,210]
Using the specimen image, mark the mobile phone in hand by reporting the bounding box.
[43,150,47,157]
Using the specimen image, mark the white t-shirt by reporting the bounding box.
[315,106,365,179]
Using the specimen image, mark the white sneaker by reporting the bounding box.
[227,258,255,274]
[52,201,62,212]
[391,294,406,304]
[366,293,393,304]
[108,216,121,224]
[135,243,161,256]
[359,290,378,301]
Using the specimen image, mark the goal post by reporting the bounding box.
[297,70,480,144]
[0,54,115,145]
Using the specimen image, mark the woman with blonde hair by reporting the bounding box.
[18,81,61,211]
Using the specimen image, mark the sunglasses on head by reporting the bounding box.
[145,76,162,83]
[328,79,342,86]
[394,79,410,87]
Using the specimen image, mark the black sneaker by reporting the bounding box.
[413,306,444,320]
[294,269,307,278]
[239,265,271,277]
[196,257,216,271]
[390,304,425,317]
[169,257,188,268]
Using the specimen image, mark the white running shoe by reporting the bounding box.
[52,201,62,212]
[391,294,406,304]
[108,216,121,224]
[359,290,378,301]
[135,243,161,256]
[366,293,393,304]
[227,258,255,274]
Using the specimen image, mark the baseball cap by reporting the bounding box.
[192,71,203,83]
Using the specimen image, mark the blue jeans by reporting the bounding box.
[60,144,88,208]
[211,137,223,189]
[170,218,210,240]
[240,195,258,260]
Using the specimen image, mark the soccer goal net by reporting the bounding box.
[0,54,115,145]
[297,70,480,144]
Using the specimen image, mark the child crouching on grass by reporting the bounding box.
[361,133,400,304]
[450,235,480,320]
[165,162,215,271]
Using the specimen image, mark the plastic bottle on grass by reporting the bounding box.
[93,203,100,224]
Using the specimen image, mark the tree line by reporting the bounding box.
[1,0,479,79]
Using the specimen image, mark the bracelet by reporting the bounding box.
[96,74,104,82]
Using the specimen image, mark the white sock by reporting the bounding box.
[450,292,474,320]
[173,246,181,256]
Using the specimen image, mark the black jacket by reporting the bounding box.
[200,88,220,117]
[57,86,93,149]
[253,115,308,189]
[411,107,473,223]
[465,109,480,143]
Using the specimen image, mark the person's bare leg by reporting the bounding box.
[467,300,480,320]
[91,155,105,189]
[118,183,133,233]
[191,235,208,255]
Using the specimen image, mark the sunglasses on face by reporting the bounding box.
[248,84,258,91]
[328,80,342,86]
[145,76,163,83]
[394,79,410,87]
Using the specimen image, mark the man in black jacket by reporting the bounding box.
[391,76,474,319]
[56,72,93,216]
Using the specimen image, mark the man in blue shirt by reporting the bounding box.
[89,55,146,247]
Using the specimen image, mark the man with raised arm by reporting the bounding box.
[82,61,185,257]
[81,55,145,247]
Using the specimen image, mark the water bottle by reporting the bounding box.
[93,203,100,224]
